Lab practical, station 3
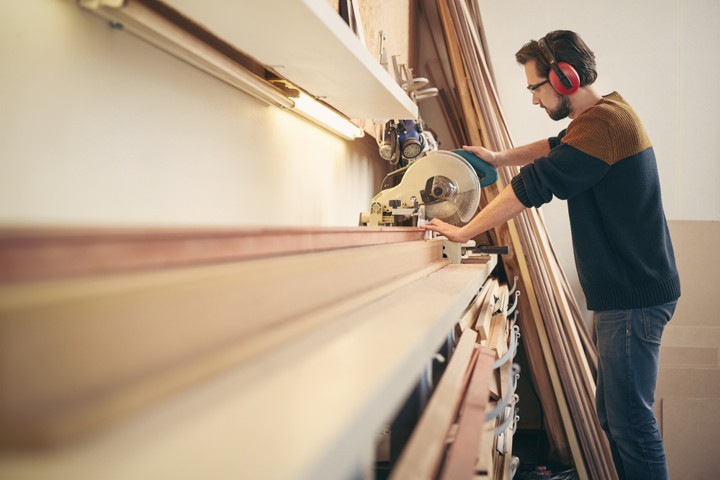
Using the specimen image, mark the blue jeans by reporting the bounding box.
[594,301,676,480]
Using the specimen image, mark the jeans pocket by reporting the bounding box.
[642,316,664,344]
[641,302,675,344]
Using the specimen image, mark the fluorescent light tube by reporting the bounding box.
[291,92,365,141]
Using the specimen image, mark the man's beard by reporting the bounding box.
[546,94,572,120]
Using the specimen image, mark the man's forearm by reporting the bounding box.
[458,184,527,241]
[496,139,551,167]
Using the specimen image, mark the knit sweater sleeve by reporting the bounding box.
[511,117,612,208]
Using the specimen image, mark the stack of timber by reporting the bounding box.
[0,226,504,480]
[418,1,616,478]
[390,275,521,480]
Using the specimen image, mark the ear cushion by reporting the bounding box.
[549,62,580,95]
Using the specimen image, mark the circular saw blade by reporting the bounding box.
[399,151,481,224]
[419,152,480,224]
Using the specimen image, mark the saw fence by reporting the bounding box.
[417,1,616,478]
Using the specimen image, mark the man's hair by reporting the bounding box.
[515,30,597,87]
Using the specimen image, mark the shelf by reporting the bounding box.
[164,0,418,120]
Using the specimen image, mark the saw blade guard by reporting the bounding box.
[371,150,481,225]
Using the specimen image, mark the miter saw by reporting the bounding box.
[359,149,498,228]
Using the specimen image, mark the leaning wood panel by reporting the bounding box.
[431,0,577,465]
[0,238,444,447]
[431,2,617,476]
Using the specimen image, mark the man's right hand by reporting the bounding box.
[462,145,500,167]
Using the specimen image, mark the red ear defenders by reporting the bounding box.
[538,37,580,95]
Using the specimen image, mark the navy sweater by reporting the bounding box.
[511,92,680,311]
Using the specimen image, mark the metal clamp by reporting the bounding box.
[506,290,521,316]
[493,324,521,370]
[508,276,519,295]
[485,363,520,422]
[494,395,520,436]
[424,353,446,391]
[447,328,457,351]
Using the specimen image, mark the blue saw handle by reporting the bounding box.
[452,149,498,187]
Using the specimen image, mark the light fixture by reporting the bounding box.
[290,92,365,141]
[79,0,365,140]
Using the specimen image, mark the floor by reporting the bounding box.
[512,429,579,480]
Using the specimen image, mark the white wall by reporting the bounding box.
[477,0,720,315]
[0,1,388,228]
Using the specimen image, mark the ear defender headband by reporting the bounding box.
[538,37,580,95]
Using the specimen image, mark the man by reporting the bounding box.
[420,30,680,480]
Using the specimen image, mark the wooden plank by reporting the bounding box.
[390,328,479,480]
[534,214,595,400]
[435,0,480,144]
[518,208,608,479]
[475,279,499,340]
[440,346,496,480]
[485,311,507,400]
[0,226,425,284]
[523,209,613,479]
[487,313,508,358]
[458,276,494,331]
[0,262,494,480]
[501,425,518,480]
[473,412,496,478]
[0,239,449,446]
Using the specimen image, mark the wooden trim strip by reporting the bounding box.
[440,346,496,480]
[0,226,424,284]
[390,328,478,480]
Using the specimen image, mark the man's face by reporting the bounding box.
[524,60,572,120]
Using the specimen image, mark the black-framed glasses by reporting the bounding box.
[527,79,549,96]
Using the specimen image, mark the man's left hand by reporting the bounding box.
[419,218,469,243]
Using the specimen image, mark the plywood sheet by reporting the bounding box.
[657,368,720,398]
[662,326,720,348]
[668,221,720,328]
[660,345,718,368]
[663,397,720,480]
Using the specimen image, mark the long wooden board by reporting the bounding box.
[0,226,424,284]
[0,260,495,480]
[440,346,496,480]
[0,237,448,446]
